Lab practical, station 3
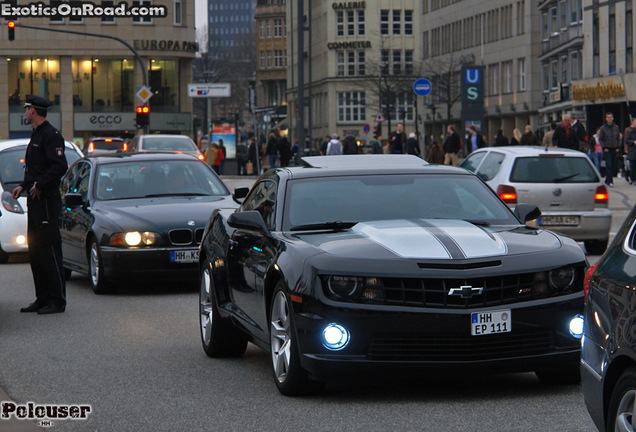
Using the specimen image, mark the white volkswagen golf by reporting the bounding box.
[0,139,83,263]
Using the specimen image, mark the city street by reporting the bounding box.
[0,173,633,431]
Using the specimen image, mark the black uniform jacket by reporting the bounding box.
[20,120,68,196]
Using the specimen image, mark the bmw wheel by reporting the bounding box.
[89,239,114,294]
[199,259,247,358]
[608,366,636,432]
[270,281,325,396]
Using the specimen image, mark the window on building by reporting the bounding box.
[259,20,264,38]
[69,0,83,23]
[266,19,271,37]
[358,51,365,76]
[266,51,272,68]
[541,12,548,40]
[542,63,549,91]
[405,50,413,75]
[489,64,499,95]
[337,11,344,36]
[393,50,401,75]
[570,51,579,80]
[550,59,558,89]
[260,51,265,69]
[274,19,282,37]
[337,51,345,76]
[393,10,401,35]
[549,7,557,34]
[347,11,355,36]
[133,0,152,23]
[404,10,413,35]
[8,57,61,113]
[173,0,182,25]
[609,7,616,75]
[423,31,429,59]
[517,1,525,35]
[570,0,581,23]
[148,59,179,112]
[627,8,633,73]
[389,92,414,122]
[102,0,115,22]
[561,56,568,83]
[284,49,287,67]
[593,11,599,77]
[348,51,356,76]
[518,58,526,91]
[337,91,366,122]
[358,10,365,35]
[274,50,283,68]
[503,61,512,93]
[380,10,389,35]
[381,50,389,74]
[559,0,567,29]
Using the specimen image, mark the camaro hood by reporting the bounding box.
[94,195,237,231]
[293,219,562,260]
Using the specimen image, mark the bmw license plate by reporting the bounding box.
[471,310,511,336]
[170,249,199,263]
[539,215,580,226]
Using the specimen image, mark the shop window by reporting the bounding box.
[148,59,179,113]
[71,58,134,112]
[173,0,182,25]
[8,58,61,113]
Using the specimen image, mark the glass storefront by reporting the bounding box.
[72,58,135,112]
[8,57,61,112]
[149,59,179,112]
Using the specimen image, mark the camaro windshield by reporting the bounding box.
[95,160,229,200]
[284,174,517,230]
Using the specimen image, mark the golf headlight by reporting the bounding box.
[1,191,24,214]
[548,267,575,290]
[322,323,350,350]
[569,315,584,338]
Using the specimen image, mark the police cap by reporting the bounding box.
[23,95,51,110]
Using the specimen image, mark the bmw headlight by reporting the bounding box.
[548,267,576,290]
[1,191,24,214]
[109,231,162,247]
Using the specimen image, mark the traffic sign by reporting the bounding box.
[374,111,386,123]
[187,83,231,98]
[363,123,370,134]
[466,86,480,101]
[413,78,432,96]
[136,85,152,103]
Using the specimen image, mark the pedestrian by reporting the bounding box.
[552,115,577,149]
[625,118,636,184]
[427,141,444,164]
[326,133,343,155]
[247,137,259,175]
[266,132,279,169]
[12,95,68,314]
[407,132,420,156]
[520,125,539,146]
[218,139,226,175]
[278,135,292,167]
[319,135,330,156]
[542,122,557,147]
[443,125,461,165]
[342,134,358,154]
[571,116,588,152]
[494,130,509,146]
[466,125,485,153]
[364,135,383,154]
[211,143,224,174]
[510,128,522,146]
[588,126,603,174]
[598,112,622,187]
[389,123,407,154]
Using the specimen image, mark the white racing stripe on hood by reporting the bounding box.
[352,220,451,259]
[426,219,508,258]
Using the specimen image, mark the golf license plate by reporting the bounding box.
[471,310,511,336]
[539,215,580,226]
[170,249,199,263]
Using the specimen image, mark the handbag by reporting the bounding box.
[246,161,254,175]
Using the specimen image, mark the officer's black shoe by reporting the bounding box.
[20,302,46,313]
[36,304,66,315]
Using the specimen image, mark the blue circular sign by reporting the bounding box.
[363,123,370,134]
[413,78,432,96]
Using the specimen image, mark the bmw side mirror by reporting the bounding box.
[64,193,84,208]
[514,204,541,225]
[233,187,250,199]
[227,211,269,233]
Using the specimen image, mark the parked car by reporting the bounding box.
[0,139,82,263]
[83,137,126,156]
[198,154,586,395]
[461,146,611,255]
[127,134,205,160]
[59,152,245,293]
[582,205,636,431]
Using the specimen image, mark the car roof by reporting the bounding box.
[476,146,586,157]
[84,151,201,165]
[0,138,81,153]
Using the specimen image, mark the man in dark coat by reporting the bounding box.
[342,134,358,154]
[467,125,486,153]
[389,123,407,154]
[493,130,509,147]
[599,112,622,187]
[443,125,461,165]
[552,115,577,149]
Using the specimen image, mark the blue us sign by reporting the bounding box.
[413,78,432,96]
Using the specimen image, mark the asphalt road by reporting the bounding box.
[1,174,634,432]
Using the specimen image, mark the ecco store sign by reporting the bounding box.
[75,113,136,131]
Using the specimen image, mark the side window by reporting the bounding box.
[476,152,506,181]
[460,152,486,173]
[76,162,91,199]
[60,163,80,196]
[242,181,277,230]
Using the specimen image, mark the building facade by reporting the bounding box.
[0,0,197,146]
[208,0,256,57]
[286,0,421,149]
[421,0,542,145]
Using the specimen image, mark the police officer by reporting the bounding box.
[12,95,68,314]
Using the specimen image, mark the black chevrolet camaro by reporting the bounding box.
[198,155,587,395]
[59,152,242,294]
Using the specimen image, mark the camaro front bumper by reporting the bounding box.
[99,246,199,281]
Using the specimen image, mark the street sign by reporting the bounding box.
[413,78,432,97]
[363,123,370,134]
[374,111,386,123]
[187,83,231,98]
[136,85,152,103]
[466,86,480,101]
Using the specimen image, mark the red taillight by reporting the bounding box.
[198,153,205,160]
[88,142,94,153]
[583,263,598,303]
[497,185,517,204]
[595,185,609,204]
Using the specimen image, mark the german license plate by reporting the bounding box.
[170,249,199,263]
[539,215,580,226]
[471,310,511,336]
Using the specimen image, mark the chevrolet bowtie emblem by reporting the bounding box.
[448,285,484,298]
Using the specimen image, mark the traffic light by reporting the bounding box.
[373,124,382,139]
[135,105,149,127]
[8,21,15,41]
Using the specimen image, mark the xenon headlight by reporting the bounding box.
[109,231,162,246]
[548,267,576,290]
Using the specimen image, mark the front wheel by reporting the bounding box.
[89,240,114,294]
[585,239,608,255]
[607,366,636,432]
[270,281,325,396]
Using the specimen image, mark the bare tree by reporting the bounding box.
[422,54,463,121]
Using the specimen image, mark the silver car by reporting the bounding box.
[127,134,205,161]
[461,146,611,255]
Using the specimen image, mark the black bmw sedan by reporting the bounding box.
[198,155,587,395]
[59,152,242,294]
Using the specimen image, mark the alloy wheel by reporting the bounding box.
[90,242,100,287]
[270,291,291,384]
[616,389,636,432]
[200,268,213,346]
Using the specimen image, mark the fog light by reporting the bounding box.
[15,235,25,245]
[569,315,584,339]
[322,323,350,351]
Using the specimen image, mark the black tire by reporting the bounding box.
[63,267,72,280]
[607,366,636,432]
[199,260,247,358]
[270,281,326,396]
[0,248,8,264]
[585,239,609,255]
[89,239,114,294]
[535,367,581,385]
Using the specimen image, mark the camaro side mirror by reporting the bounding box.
[64,193,84,208]
[234,187,250,199]
[514,203,541,225]
[227,211,269,233]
